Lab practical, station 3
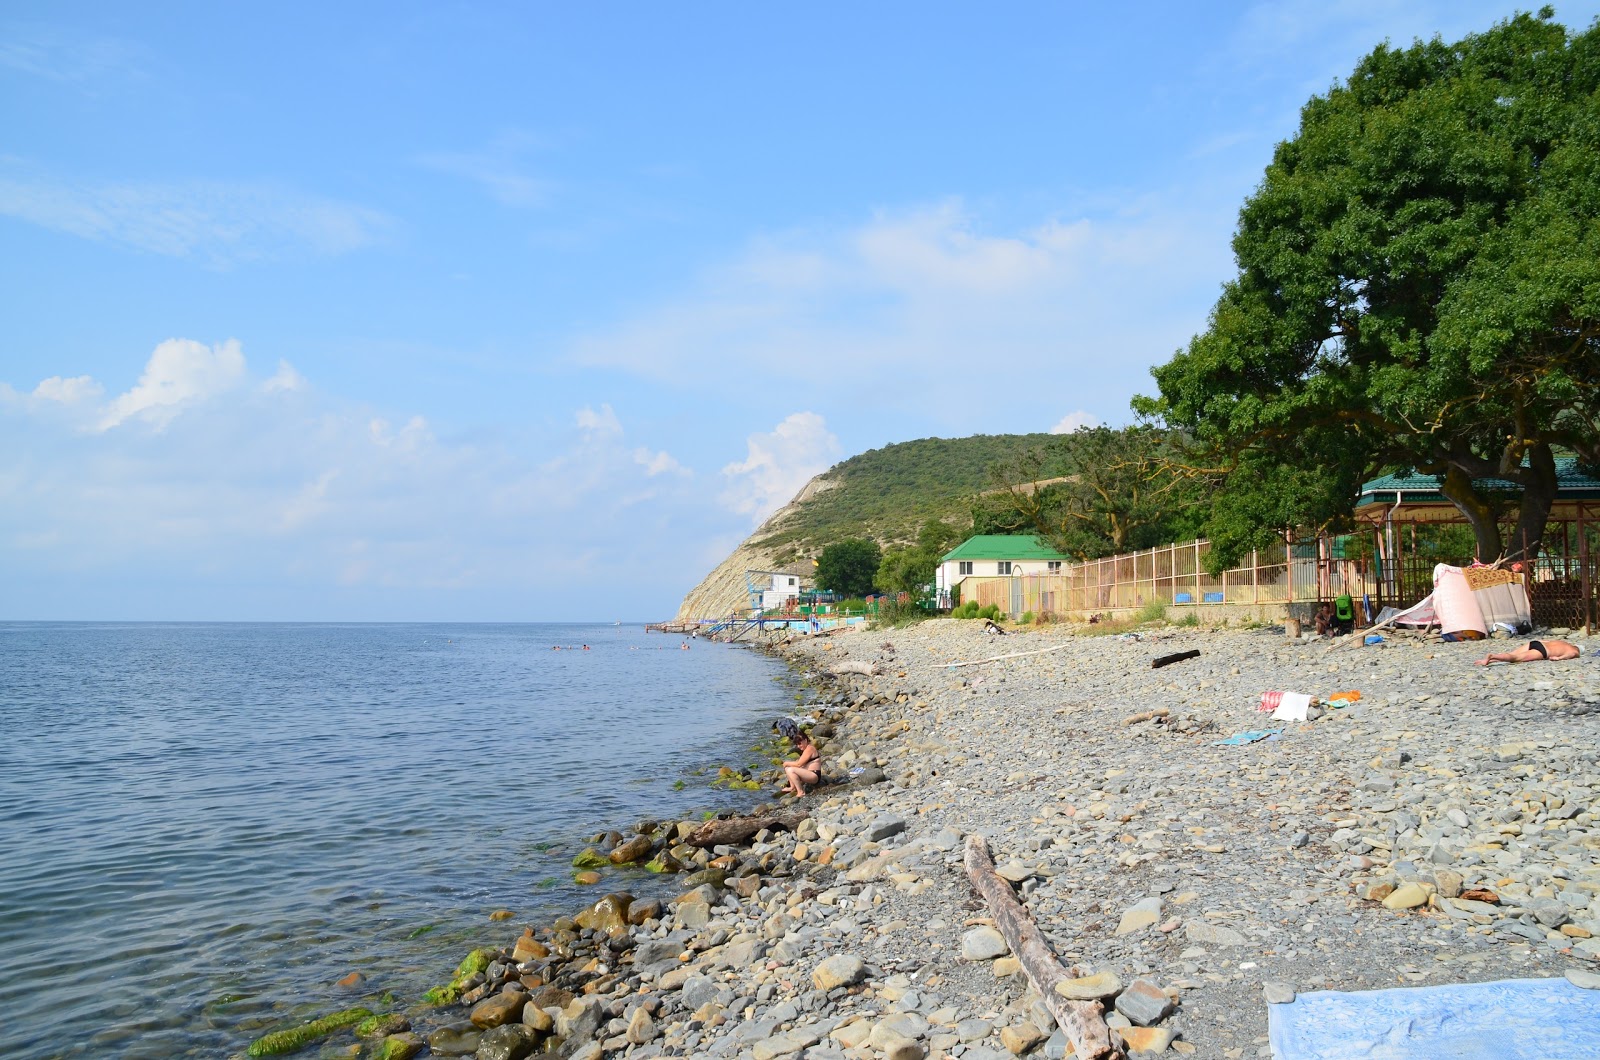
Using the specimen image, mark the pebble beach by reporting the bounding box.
[361,619,1600,1060]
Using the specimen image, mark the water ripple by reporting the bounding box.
[0,622,789,1058]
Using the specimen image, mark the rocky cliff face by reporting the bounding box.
[674,474,836,622]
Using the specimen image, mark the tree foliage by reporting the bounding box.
[815,538,882,598]
[984,427,1208,561]
[875,520,966,596]
[1138,10,1600,565]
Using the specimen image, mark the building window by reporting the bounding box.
[1047,561,1062,574]
[958,561,973,576]
[997,561,1012,575]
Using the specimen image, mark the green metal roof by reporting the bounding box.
[1357,456,1600,506]
[940,534,1071,562]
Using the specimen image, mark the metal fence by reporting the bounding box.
[956,528,1597,633]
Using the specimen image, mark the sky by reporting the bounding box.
[5,2,1598,621]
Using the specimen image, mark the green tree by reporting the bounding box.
[875,520,965,596]
[815,538,882,598]
[987,427,1206,561]
[1138,10,1600,567]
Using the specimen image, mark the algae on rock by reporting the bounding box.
[246,1006,373,1056]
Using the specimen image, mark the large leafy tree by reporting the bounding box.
[1138,10,1600,566]
[875,520,965,596]
[815,538,882,598]
[984,427,1207,561]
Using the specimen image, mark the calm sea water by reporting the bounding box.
[0,622,795,1059]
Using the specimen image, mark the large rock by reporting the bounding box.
[961,926,1009,961]
[1114,979,1173,1027]
[1117,897,1162,936]
[632,938,685,967]
[511,931,548,963]
[625,1006,658,1044]
[375,1033,424,1060]
[425,1023,482,1057]
[555,996,606,1043]
[574,893,633,938]
[863,816,907,842]
[476,1024,538,1060]
[609,835,654,864]
[1056,971,1121,1000]
[1184,920,1247,947]
[812,953,868,990]
[469,991,527,1028]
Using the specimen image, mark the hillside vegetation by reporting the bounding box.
[755,433,1058,563]
[675,432,1060,620]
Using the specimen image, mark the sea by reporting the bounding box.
[0,622,798,1059]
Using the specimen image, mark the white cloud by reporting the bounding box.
[99,338,246,431]
[575,403,623,436]
[634,447,689,477]
[32,375,102,404]
[570,198,1234,434]
[0,342,726,618]
[1049,410,1101,434]
[263,359,306,393]
[720,412,839,521]
[0,163,391,264]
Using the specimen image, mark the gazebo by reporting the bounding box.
[1351,457,1600,631]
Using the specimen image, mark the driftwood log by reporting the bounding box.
[964,835,1117,1060]
[687,809,807,848]
[828,660,880,677]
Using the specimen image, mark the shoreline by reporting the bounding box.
[269,619,1600,1059]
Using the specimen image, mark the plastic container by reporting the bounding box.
[1364,634,1384,645]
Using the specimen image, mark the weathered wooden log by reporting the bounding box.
[1151,649,1199,669]
[686,809,807,848]
[964,834,1117,1060]
[828,660,880,677]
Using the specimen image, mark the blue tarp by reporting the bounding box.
[1269,977,1600,1060]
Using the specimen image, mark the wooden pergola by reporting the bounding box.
[1352,459,1600,633]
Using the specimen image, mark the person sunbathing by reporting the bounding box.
[1475,638,1580,665]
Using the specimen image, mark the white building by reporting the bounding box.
[935,535,1072,596]
[748,570,803,612]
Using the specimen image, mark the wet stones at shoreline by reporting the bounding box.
[278,620,1600,1059]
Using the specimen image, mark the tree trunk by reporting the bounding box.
[686,810,807,848]
[1439,465,1503,561]
[963,835,1117,1060]
[1506,443,1558,564]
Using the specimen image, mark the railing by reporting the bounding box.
[955,529,1595,632]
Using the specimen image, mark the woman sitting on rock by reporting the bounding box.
[781,729,822,798]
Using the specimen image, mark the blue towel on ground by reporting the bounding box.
[1268,977,1600,1060]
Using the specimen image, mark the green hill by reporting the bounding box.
[756,433,1058,563]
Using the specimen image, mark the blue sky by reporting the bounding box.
[5,2,1597,620]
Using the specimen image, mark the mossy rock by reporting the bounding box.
[373,1034,424,1060]
[570,848,610,870]
[246,1007,373,1056]
[421,983,459,1006]
[354,1013,408,1039]
[453,948,497,981]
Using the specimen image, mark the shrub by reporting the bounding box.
[1133,600,1168,625]
[1020,611,1035,625]
[979,604,1001,621]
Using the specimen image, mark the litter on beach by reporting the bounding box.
[1151,649,1201,669]
[1268,976,1600,1060]
[1215,728,1282,746]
